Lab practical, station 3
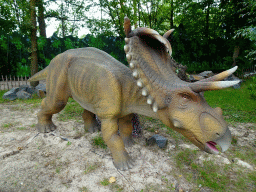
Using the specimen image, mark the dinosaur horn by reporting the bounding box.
[189,80,240,92]
[199,66,238,82]
[124,16,131,37]
[163,29,175,39]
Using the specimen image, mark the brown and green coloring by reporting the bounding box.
[29,17,240,170]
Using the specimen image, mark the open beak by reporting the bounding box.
[204,128,232,154]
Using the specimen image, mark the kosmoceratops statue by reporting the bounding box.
[29,17,240,170]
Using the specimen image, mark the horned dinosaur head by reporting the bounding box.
[124,17,240,154]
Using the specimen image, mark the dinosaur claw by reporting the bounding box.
[113,151,134,170]
[36,122,57,133]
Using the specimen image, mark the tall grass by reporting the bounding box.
[204,78,256,123]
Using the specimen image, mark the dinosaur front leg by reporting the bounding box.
[101,118,134,170]
[119,114,135,147]
[82,109,100,133]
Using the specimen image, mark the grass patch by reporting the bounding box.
[58,98,83,121]
[17,127,27,130]
[78,187,89,192]
[92,135,107,149]
[84,162,101,174]
[204,78,256,123]
[175,149,256,192]
[66,141,72,146]
[110,184,124,192]
[0,90,42,105]
[56,166,61,174]
[100,178,110,186]
[230,146,256,166]
[2,123,14,129]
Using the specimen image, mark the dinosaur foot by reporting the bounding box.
[36,122,57,133]
[123,137,135,148]
[113,151,134,171]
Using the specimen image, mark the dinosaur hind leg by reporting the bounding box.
[119,114,134,148]
[82,109,101,133]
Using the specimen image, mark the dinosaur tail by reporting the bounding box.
[28,66,49,82]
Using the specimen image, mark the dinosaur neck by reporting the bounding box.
[125,36,184,111]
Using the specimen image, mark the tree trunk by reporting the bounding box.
[133,0,138,28]
[205,3,211,67]
[37,0,46,68]
[170,0,174,28]
[233,45,240,67]
[30,0,39,87]
[37,0,46,37]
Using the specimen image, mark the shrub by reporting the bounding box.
[248,76,256,100]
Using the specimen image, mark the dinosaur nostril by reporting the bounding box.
[216,133,220,137]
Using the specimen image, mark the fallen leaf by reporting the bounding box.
[109,176,116,183]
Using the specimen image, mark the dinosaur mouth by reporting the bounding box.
[204,128,232,155]
[206,141,219,154]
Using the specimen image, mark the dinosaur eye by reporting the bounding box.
[180,94,191,101]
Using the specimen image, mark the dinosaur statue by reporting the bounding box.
[29,17,240,170]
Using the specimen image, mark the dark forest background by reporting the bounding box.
[0,0,255,77]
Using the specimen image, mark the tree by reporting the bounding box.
[220,0,256,66]
[38,0,46,37]
[30,0,39,87]
[46,0,91,38]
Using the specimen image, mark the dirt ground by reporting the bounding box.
[0,103,255,192]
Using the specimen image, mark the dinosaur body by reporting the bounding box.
[29,17,240,170]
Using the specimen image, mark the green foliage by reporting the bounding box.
[64,38,76,50]
[66,141,72,146]
[92,135,107,149]
[248,76,256,100]
[58,98,83,121]
[100,178,110,186]
[37,36,47,51]
[16,63,30,77]
[88,35,106,50]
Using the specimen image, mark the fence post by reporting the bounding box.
[1,75,4,90]
[6,75,9,90]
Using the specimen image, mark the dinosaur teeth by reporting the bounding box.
[141,87,148,96]
[152,102,158,112]
[147,96,153,105]
[124,45,129,52]
[125,38,129,44]
[132,70,138,78]
[126,54,132,61]
[129,62,135,68]
[137,79,143,87]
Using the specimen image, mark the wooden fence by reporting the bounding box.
[240,65,256,79]
[0,75,30,91]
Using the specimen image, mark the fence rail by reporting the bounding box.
[0,75,30,91]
